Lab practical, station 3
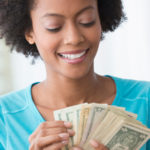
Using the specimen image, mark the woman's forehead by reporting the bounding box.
[31,0,97,19]
[34,0,97,12]
[31,0,98,19]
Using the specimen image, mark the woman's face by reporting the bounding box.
[26,0,102,79]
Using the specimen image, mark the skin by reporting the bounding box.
[25,0,115,149]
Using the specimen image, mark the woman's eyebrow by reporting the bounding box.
[41,6,94,18]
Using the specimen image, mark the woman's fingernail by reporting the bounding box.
[59,133,69,139]
[72,147,81,150]
[67,129,75,135]
[90,139,99,148]
[62,140,69,145]
[64,121,72,127]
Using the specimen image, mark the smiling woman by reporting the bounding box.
[0,0,150,150]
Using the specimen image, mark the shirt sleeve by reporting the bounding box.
[0,104,6,150]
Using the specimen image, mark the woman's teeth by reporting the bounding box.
[59,51,86,59]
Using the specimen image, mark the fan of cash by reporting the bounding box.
[53,103,150,150]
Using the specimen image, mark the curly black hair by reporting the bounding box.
[0,0,126,58]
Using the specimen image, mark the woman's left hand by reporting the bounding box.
[71,139,109,150]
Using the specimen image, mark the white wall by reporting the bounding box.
[0,39,12,94]
[95,0,150,80]
[0,0,150,93]
[10,53,46,91]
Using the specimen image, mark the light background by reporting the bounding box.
[0,0,150,94]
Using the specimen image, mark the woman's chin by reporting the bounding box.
[61,69,93,81]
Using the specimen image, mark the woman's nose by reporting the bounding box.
[63,23,85,46]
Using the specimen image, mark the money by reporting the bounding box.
[54,103,87,148]
[106,125,150,150]
[53,103,150,150]
[80,103,107,145]
[77,104,92,145]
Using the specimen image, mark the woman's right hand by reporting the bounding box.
[29,121,74,150]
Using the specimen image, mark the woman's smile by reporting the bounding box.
[57,48,90,64]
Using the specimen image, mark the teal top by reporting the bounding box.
[0,76,150,150]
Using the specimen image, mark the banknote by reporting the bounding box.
[53,103,150,150]
[80,103,107,145]
[54,103,87,148]
[106,125,150,150]
[77,104,92,145]
[74,106,82,145]
[83,110,150,150]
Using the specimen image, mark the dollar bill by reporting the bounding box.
[53,103,150,150]
[106,125,150,150]
[77,104,92,145]
[54,104,87,147]
[53,111,68,150]
[80,103,107,145]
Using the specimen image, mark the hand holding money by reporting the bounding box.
[28,121,74,150]
[53,103,150,150]
[71,140,109,150]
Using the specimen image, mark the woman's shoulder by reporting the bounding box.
[0,83,35,114]
[111,76,150,88]
[108,75,150,99]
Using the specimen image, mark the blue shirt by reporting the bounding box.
[0,76,150,150]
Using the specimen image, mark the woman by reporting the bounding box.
[0,0,149,149]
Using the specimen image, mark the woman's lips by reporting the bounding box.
[58,48,89,64]
[58,49,88,55]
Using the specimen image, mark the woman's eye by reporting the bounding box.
[47,27,61,32]
[81,21,95,27]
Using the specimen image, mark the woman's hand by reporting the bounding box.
[29,121,74,150]
[71,139,109,150]
[89,140,109,150]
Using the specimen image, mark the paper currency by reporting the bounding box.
[53,103,150,150]
[77,104,92,145]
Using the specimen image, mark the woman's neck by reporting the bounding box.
[32,72,115,110]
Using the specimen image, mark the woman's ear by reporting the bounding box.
[25,29,35,45]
